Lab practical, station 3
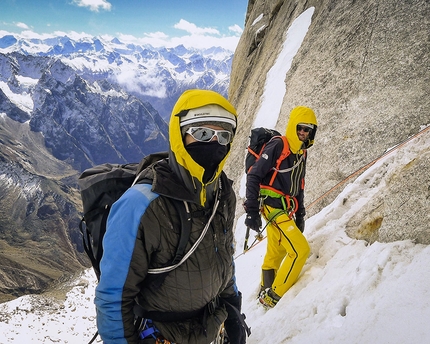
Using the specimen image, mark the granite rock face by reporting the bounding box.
[227,0,430,244]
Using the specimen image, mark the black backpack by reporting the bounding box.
[79,157,252,344]
[245,127,290,173]
[78,158,191,281]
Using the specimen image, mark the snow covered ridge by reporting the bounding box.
[0,269,98,343]
[0,33,233,86]
[0,33,233,58]
[0,161,42,199]
[0,32,233,120]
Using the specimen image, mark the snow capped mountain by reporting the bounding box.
[0,32,233,170]
[0,33,233,115]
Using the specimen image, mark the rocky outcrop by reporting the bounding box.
[227,0,430,243]
[29,58,169,171]
[0,116,86,302]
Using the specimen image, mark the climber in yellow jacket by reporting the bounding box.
[244,106,318,308]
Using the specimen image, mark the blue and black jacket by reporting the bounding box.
[95,89,243,344]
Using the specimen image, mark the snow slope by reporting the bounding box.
[0,125,428,344]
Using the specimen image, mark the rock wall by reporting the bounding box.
[0,116,87,303]
[227,0,430,243]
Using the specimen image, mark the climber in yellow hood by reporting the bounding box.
[169,89,238,206]
[244,105,318,309]
[95,89,250,344]
[285,106,317,154]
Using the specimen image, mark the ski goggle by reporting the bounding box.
[185,127,232,146]
[297,125,312,133]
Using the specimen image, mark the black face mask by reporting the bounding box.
[186,141,229,182]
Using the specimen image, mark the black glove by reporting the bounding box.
[295,216,305,233]
[245,211,262,232]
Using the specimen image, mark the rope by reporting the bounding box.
[306,125,430,209]
[237,125,430,257]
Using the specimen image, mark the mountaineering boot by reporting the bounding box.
[258,288,281,309]
[259,269,275,297]
[261,269,275,291]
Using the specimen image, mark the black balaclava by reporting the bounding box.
[186,141,229,183]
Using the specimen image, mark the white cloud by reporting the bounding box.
[169,34,240,51]
[0,21,30,30]
[143,31,169,40]
[229,24,243,35]
[72,0,112,12]
[18,30,56,40]
[16,22,30,29]
[17,30,89,41]
[117,19,243,51]
[174,19,220,35]
[113,68,167,98]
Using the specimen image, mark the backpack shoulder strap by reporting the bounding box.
[134,179,192,266]
[170,199,192,264]
[269,136,290,186]
[275,136,290,166]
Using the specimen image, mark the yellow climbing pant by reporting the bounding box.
[261,205,310,297]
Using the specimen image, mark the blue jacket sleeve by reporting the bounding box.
[94,184,158,344]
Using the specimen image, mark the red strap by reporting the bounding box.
[247,143,266,159]
[260,185,298,216]
[247,143,269,173]
[269,136,290,186]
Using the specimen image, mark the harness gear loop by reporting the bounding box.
[258,194,267,211]
[280,195,298,219]
[139,319,158,339]
[259,187,298,219]
[138,318,175,343]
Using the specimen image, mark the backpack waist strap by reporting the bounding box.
[133,297,219,323]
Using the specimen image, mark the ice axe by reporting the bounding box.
[244,226,251,252]
[244,227,264,252]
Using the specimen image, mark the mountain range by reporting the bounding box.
[0,33,233,301]
[0,34,233,168]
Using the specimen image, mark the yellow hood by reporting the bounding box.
[286,106,318,154]
[169,89,237,206]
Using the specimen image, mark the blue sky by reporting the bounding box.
[0,0,248,50]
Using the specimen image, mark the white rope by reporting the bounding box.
[148,193,220,274]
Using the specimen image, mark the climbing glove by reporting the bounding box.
[245,211,262,232]
[295,215,305,233]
